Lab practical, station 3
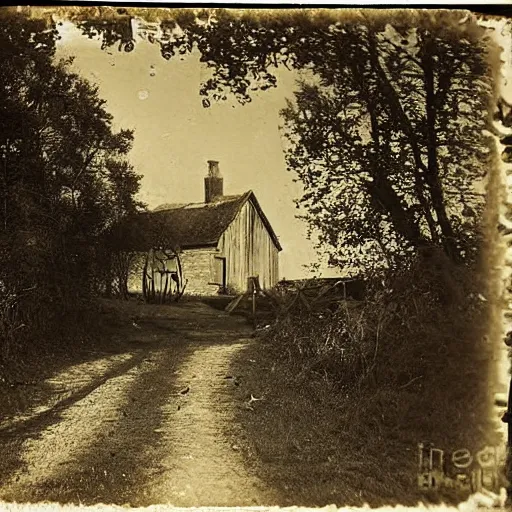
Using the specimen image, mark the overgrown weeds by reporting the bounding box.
[227,250,500,505]
[258,249,498,490]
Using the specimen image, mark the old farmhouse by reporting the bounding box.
[126,161,282,297]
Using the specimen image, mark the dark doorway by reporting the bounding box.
[213,256,227,294]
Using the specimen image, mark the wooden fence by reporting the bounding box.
[225,276,365,324]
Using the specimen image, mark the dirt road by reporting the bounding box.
[0,301,275,506]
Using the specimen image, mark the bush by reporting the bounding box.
[269,248,486,384]
[264,248,494,452]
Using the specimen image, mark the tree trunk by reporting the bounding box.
[365,96,427,250]
[365,31,442,246]
[420,33,460,262]
[366,177,425,250]
[142,251,149,302]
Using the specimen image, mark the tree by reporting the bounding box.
[280,25,492,270]
[75,9,495,270]
[0,13,143,350]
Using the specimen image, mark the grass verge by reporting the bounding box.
[227,258,503,507]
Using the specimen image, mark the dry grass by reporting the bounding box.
[228,256,502,507]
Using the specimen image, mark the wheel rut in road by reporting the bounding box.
[144,341,275,507]
[0,303,274,507]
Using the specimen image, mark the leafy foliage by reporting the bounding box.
[280,25,492,270]
[76,10,494,270]
[0,14,143,358]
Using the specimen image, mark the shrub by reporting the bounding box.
[266,248,490,397]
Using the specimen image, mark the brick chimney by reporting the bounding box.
[204,160,223,203]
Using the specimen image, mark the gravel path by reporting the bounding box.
[0,302,273,506]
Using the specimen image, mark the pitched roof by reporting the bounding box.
[130,191,282,252]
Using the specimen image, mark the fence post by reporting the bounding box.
[252,285,257,328]
[247,276,259,329]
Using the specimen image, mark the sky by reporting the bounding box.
[54,22,342,281]
[53,16,512,281]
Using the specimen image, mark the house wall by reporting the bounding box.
[127,199,280,297]
[217,199,279,293]
[179,248,221,296]
[126,248,220,297]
